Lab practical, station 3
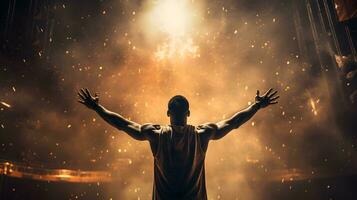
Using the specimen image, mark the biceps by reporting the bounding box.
[199,123,225,141]
[109,114,139,132]
[120,121,147,140]
[125,122,141,133]
[212,121,235,140]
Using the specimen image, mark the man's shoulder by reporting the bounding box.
[141,123,162,130]
[195,123,217,146]
[196,123,218,131]
[142,123,218,134]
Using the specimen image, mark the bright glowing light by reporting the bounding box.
[149,0,193,37]
[145,0,200,61]
[1,101,11,108]
[309,98,318,116]
[154,38,199,61]
[0,161,112,182]
[57,174,72,179]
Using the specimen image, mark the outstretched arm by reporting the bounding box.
[77,88,156,141]
[199,88,279,140]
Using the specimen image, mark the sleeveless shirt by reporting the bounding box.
[149,125,208,200]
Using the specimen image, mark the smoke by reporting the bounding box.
[1,0,356,199]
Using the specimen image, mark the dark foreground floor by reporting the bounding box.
[1,175,357,200]
[261,175,357,200]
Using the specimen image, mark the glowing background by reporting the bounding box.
[0,0,356,199]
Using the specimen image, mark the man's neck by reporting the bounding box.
[170,119,187,126]
[170,122,187,126]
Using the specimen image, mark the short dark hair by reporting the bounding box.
[168,95,189,114]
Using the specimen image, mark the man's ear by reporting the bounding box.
[167,110,170,117]
[187,110,190,117]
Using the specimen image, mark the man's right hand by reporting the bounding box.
[78,88,99,110]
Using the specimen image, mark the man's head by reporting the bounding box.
[167,95,190,125]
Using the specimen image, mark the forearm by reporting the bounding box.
[93,104,126,128]
[225,102,260,129]
[78,88,146,140]
[93,104,145,140]
[212,103,260,140]
[198,88,279,141]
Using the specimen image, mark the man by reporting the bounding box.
[77,88,279,200]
